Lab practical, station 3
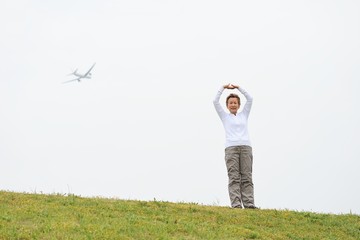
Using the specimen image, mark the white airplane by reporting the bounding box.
[63,63,96,84]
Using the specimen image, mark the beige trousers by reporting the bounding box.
[225,145,255,208]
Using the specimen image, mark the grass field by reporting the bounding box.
[0,191,359,239]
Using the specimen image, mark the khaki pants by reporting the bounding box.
[225,145,255,208]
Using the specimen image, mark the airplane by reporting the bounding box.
[63,63,96,84]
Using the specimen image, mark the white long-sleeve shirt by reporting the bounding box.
[213,86,253,148]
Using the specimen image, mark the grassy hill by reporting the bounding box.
[0,191,359,239]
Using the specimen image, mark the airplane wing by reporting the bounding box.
[83,63,96,77]
[62,78,80,84]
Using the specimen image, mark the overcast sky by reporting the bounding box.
[1,0,359,215]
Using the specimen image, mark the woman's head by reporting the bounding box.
[226,94,240,114]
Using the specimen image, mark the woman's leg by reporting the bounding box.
[225,146,242,208]
[239,145,255,208]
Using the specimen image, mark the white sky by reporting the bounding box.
[1,0,359,215]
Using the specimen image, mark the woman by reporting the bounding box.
[213,83,257,209]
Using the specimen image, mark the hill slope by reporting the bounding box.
[0,191,359,239]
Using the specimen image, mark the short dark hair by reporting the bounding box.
[226,93,240,106]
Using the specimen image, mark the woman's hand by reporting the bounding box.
[223,83,239,89]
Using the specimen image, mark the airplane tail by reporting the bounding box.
[67,69,78,76]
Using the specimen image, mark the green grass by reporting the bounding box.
[0,191,359,239]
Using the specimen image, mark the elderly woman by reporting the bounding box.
[213,83,257,209]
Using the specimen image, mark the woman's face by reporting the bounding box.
[227,98,240,114]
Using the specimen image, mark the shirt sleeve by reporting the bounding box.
[213,86,226,119]
[237,87,253,117]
